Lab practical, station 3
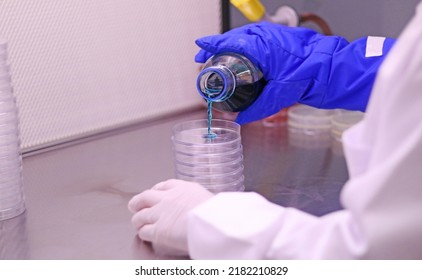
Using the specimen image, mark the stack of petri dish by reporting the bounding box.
[0,40,25,221]
[172,119,244,193]
[287,104,334,134]
[331,110,365,142]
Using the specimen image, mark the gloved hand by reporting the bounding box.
[128,179,214,255]
[195,22,394,124]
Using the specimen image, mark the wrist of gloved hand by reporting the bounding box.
[128,179,214,256]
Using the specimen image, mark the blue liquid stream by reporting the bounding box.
[205,100,217,139]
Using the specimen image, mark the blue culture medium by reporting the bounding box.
[205,100,217,139]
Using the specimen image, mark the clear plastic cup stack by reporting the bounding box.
[172,119,244,193]
[0,40,25,221]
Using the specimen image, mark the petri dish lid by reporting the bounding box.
[287,104,335,130]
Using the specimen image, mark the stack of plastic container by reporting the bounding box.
[287,104,335,134]
[331,110,365,142]
[172,119,244,193]
[0,40,25,221]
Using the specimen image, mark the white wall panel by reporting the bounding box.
[0,0,221,151]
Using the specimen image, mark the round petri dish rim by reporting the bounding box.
[172,119,241,147]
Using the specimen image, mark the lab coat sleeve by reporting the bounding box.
[187,2,422,259]
[188,192,365,259]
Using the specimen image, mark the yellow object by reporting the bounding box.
[230,0,266,22]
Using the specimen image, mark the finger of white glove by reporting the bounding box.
[152,179,206,192]
[138,224,155,242]
[131,207,158,230]
[128,189,162,213]
[151,180,171,190]
[152,179,190,191]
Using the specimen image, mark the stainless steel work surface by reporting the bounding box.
[0,109,349,259]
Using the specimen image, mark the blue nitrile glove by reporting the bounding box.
[195,22,395,125]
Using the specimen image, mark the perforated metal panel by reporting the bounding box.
[0,0,221,152]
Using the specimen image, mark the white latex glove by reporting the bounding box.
[128,179,214,255]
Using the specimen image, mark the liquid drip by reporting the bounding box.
[204,100,217,139]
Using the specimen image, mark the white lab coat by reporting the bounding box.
[187,2,422,259]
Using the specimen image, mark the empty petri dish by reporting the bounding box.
[262,108,288,127]
[0,126,20,135]
[287,105,335,134]
[288,128,332,149]
[176,165,244,185]
[175,156,243,175]
[331,110,364,141]
[205,175,245,193]
[0,133,20,145]
[0,144,21,157]
[0,112,19,123]
[172,138,241,154]
[173,145,243,165]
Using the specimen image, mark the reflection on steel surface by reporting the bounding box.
[0,212,29,259]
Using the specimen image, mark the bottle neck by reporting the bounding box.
[196,66,236,102]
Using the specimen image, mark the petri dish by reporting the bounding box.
[173,145,243,165]
[172,119,244,192]
[172,119,240,146]
[172,119,242,155]
[0,144,21,157]
[0,200,25,221]
[205,175,245,193]
[175,156,243,175]
[176,165,244,185]
[262,108,288,127]
[172,139,241,154]
[0,112,19,123]
[287,104,334,134]
[0,135,21,147]
[331,110,364,141]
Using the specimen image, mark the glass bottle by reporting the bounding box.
[196,52,266,112]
